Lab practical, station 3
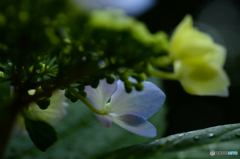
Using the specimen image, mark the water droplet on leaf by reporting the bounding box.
[194,135,201,140]
[208,133,214,138]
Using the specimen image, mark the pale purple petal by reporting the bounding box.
[109,114,156,137]
[96,114,112,128]
[108,80,165,119]
[85,79,117,109]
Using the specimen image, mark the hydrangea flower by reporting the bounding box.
[85,79,165,137]
[14,89,68,134]
[170,15,230,97]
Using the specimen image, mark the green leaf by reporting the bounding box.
[94,123,240,159]
[24,117,57,152]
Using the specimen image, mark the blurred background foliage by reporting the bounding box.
[3,0,240,158]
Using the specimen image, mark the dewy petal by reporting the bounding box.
[109,114,156,137]
[108,80,165,120]
[85,79,118,109]
[95,114,112,128]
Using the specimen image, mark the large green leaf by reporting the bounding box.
[24,117,57,152]
[94,123,240,159]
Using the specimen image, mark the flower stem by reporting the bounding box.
[0,98,22,159]
[147,63,178,80]
[68,87,108,115]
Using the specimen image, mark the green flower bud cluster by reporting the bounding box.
[64,89,79,103]
[0,0,171,98]
[119,72,146,93]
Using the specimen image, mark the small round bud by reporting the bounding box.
[106,75,115,84]
[124,81,133,93]
[36,98,51,110]
[138,73,146,82]
[134,83,144,91]
[80,91,87,98]
[91,79,99,88]
[125,87,132,93]
[70,95,78,103]
[77,84,85,92]
[120,72,129,82]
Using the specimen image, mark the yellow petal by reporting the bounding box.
[174,60,230,97]
[170,15,216,60]
[171,15,193,45]
[170,15,230,97]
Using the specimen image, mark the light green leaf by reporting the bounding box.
[94,123,240,159]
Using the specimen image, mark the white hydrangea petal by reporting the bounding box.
[14,89,68,134]
[95,114,112,128]
[85,79,117,109]
[108,80,165,119]
[26,89,69,125]
[109,114,156,137]
[13,115,26,135]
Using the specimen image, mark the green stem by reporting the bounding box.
[147,63,178,80]
[68,87,108,115]
[0,96,23,159]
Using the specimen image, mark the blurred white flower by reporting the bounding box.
[14,89,68,134]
